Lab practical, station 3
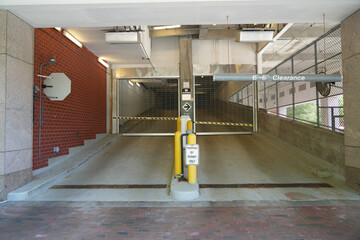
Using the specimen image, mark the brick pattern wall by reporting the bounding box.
[33,28,107,170]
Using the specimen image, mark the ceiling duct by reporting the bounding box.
[105,32,140,44]
[237,28,275,42]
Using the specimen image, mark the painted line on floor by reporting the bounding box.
[50,183,332,190]
[199,183,333,188]
[50,184,168,189]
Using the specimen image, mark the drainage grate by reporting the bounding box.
[51,184,168,189]
[199,183,333,188]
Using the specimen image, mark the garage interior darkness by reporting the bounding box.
[0,1,360,239]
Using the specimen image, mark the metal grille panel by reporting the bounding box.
[117,79,178,134]
[195,76,253,132]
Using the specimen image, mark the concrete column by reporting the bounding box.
[106,67,111,133]
[111,68,118,134]
[179,36,194,119]
[0,10,34,200]
[180,36,193,88]
[341,9,360,192]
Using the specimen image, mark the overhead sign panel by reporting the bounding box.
[213,74,342,82]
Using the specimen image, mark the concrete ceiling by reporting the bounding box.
[67,22,340,67]
[2,1,356,68]
[1,0,359,28]
[262,22,340,72]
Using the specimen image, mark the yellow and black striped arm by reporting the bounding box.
[113,116,177,121]
[194,121,253,127]
[113,116,253,127]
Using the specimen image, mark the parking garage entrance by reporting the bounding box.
[115,76,254,135]
[194,75,253,134]
[117,78,179,135]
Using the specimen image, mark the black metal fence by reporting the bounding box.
[230,25,343,133]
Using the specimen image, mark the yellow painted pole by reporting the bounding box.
[188,133,197,184]
[174,131,182,177]
[177,117,182,132]
[187,120,192,131]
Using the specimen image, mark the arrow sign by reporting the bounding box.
[182,102,191,112]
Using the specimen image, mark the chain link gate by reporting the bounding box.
[194,76,253,134]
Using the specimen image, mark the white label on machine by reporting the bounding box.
[185,144,199,165]
[182,94,191,101]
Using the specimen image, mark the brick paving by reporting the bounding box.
[1,205,360,240]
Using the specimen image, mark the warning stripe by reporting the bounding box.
[113,116,177,121]
[194,121,253,127]
[113,116,253,127]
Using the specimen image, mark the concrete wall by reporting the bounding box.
[259,110,345,177]
[341,9,360,192]
[192,40,256,66]
[0,10,34,200]
[118,80,156,125]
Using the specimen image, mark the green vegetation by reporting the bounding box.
[338,95,344,116]
[287,101,318,126]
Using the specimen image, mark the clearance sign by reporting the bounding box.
[214,74,342,82]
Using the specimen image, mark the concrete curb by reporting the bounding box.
[7,134,122,201]
[170,176,200,201]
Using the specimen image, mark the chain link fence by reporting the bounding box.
[258,25,343,132]
[196,76,253,132]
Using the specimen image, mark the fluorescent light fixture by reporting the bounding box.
[136,82,141,87]
[128,80,134,86]
[153,25,181,30]
[63,30,83,48]
[98,57,109,68]
[55,27,62,32]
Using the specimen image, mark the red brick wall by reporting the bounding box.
[33,28,107,170]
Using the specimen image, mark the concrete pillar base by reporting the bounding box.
[170,177,199,201]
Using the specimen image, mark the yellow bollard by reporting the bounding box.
[174,131,182,177]
[177,117,182,132]
[187,120,192,131]
[187,133,197,184]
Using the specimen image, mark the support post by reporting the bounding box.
[174,131,182,177]
[264,82,267,110]
[291,58,295,120]
[253,82,258,132]
[275,68,279,116]
[314,42,320,127]
[187,120,193,132]
[188,133,197,184]
[177,117,182,132]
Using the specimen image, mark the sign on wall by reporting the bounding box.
[185,144,199,165]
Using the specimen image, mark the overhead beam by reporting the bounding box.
[199,28,208,40]
[151,29,199,38]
